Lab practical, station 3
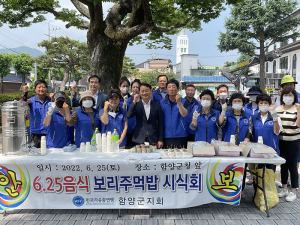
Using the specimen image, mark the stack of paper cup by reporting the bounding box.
[80,142,85,152]
[230,135,235,144]
[41,136,47,155]
[107,131,112,152]
[86,142,91,152]
[96,133,102,152]
[258,136,263,144]
[102,133,107,152]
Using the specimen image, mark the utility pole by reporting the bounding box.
[47,21,52,86]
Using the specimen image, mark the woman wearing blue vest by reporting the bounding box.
[218,93,252,145]
[124,79,141,148]
[189,89,221,143]
[100,89,128,148]
[43,92,74,148]
[119,76,131,109]
[66,91,101,147]
[244,86,262,115]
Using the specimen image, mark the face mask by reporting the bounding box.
[55,101,64,108]
[249,95,258,102]
[219,93,228,99]
[283,96,294,105]
[201,100,211,108]
[120,87,129,94]
[232,103,243,111]
[259,105,269,113]
[82,100,93,108]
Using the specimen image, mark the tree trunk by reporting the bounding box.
[22,73,25,87]
[88,34,128,94]
[260,40,266,93]
[0,74,3,94]
[60,65,71,91]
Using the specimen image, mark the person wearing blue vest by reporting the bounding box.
[152,74,168,103]
[123,79,141,148]
[66,91,101,147]
[100,89,128,148]
[244,86,262,116]
[183,84,201,142]
[119,76,131,109]
[189,89,221,143]
[251,94,282,172]
[20,80,52,148]
[43,91,74,148]
[160,79,188,148]
[218,92,252,145]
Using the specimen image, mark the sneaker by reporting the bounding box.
[275,180,282,188]
[286,192,296,202]
[278,189,289,198]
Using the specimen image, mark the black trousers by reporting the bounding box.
[125,133,135,149]
[187,134,195,142]
[30,133,46,148]
[279,139,300,188]
[164,137,187,148]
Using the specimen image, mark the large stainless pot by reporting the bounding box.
[2,100,29,155]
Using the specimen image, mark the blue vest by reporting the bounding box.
[46,108,74,148]
[252,112,280,154]
[244,102,259,116]
[183,97,201,135]
[194,107,220,143]
[29,95,52,134]
[101,107,127,147]
[223,110,250,144]
[126,97,136,133]
[160,97,188,138]
[153,89,168,103]
[74,108,101,147]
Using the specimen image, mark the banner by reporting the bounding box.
[0,157,245,209]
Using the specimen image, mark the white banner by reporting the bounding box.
[0,157,245,209]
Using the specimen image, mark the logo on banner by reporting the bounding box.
[73,196,84,207]
[0,162,31,210]
[206,159,244,205]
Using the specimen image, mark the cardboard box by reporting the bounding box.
[187,142,215,157]
[211,142,243,156]
[239,143,277,158]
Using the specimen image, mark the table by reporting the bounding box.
[0,149,285,217]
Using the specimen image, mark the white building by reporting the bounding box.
[176,29,189,64]
[265,9,300,92]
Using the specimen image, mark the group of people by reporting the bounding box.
[20,74,300,202]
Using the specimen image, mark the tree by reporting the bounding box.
[36,66,50,82]
[35,37,89,91]
[139,69,177,87]
[0,53,11,94]
[218,0,300,92]
[11,53,33,86]
[224,61,235,67]
[0,0,241,93]
[122,56,138,78]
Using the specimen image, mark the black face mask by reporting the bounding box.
[56,101,64,108]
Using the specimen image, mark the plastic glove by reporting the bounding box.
[271,110,278,121]
[47,107,54,116]
[123,95,128,105]
[221,103,227,115]
[192,109,200,120]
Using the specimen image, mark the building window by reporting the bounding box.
[266,62,268,72]
[293,54,297,76]
[273,60,276,73]
[280,56,288,69]
[184,48,186,53]
[181,48,183,52]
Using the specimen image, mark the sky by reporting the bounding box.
[0,2,239,67]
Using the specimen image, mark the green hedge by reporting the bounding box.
[0,92,71,127]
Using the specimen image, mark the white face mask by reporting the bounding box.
[82,100,93,108]
[201,100,211,108]
[232,103,243,111]
[219,93,228,99]
[249,95,258,102]
[259,105,269,113]
[120,87,129,94]
[283,96,294,105]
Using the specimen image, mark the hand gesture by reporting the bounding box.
[151,86,156,93]
[192,109,200,120]
[221,103,227,114]
[157,141,163,149]
[23,85,28,93]
[71,85,77,94]
[104,101,110,110]
[271,109,278,121]
[175,93,182,103]
[215,93,220,99]
[296,103,300,111]
[47,107,54,116]
[133,94,140,104]
[27,99,32,105]
[63,102,69,111]
[123,95,128,104]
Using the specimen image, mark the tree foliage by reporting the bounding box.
[35,36,89,91]
[224,61,235,67]
[11,53,33,86]
[122,56,138,78]
[218,0,300,92]
[139,69,176,87]
[0,53,12,94]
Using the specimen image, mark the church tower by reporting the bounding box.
[176,29,189,64]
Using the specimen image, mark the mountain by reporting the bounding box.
[0,46,45,57]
